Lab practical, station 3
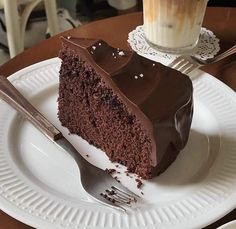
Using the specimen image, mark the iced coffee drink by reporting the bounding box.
[143,0,208,53]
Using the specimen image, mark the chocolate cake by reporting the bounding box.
[58,37,193,179]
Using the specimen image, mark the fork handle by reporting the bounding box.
[0,75,62,141]
[212,45,236,63]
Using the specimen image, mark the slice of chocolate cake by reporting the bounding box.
[58,37,193,179]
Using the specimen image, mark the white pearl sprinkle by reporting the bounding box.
[92,46,96,50]
[134,75,138,79]
[118,51,125,56]
[152,63,155,66]
[67,36,71,39]
[98,43,102,46]
[140,73,144,77]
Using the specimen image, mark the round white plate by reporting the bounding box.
[0,58,236,229]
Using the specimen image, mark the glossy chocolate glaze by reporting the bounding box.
[60,37,193,175]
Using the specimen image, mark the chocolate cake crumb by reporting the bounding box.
[114,176,120,183]
[135,178,143,189]
[141,191,144,195]
[86,154,89,157]
[107,196,116,203]
[100,193,107,198]
[105,190,115,195]
[127,200,131,204]
[125,171,131,177]
[105,168,116,175]
[100,193,116,203]
[115,165,119,168]
[125,171,134,178]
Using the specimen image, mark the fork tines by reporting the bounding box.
[100,186,138,208]
[168,56,199,74]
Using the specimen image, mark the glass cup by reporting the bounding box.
[143,0,208,54]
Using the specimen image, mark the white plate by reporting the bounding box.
[0,58,236,229]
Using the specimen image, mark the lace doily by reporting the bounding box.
[128,25,220,66]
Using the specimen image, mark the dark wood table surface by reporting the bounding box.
[0,7,235,229]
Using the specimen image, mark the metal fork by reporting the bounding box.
[0,75,139,212]
[168,44,236,74]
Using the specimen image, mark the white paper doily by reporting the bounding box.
[128,25,220,66]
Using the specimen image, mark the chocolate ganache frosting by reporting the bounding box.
[58,37,193,178]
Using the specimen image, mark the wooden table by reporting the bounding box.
[0,7,235,229]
